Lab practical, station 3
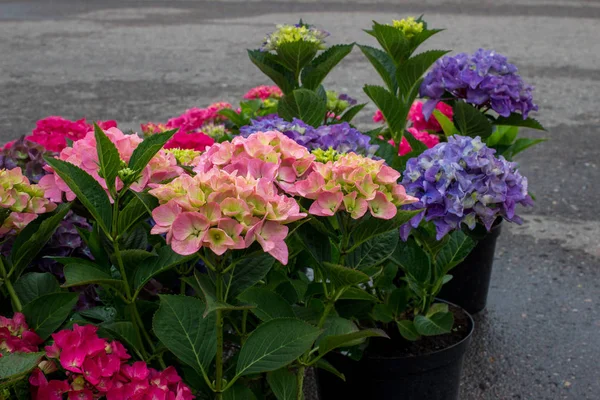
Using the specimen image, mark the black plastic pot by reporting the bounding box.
[316,304,474,400]
[438,221,502,314]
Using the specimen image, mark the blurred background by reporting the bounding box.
[1,1,598,398]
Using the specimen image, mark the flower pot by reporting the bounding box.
[438,221,502,314]
[316,303,474,400]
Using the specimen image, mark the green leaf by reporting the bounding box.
[238,287,295,322]
[44,156,112,234]
[504,138,547,160]
[236,318,321,376]
[94,123,122,194]
[117,249,154,275]
[219,108,248,127]
[194,272,252,317]
[133,246,195,291]
[321,262,370,289]
[315,358,345,381]
[294,223,332,268]
[390,239,431,284]
[338,103,366,123]
[486,125,519,147]
[223,383,258,400]
[358,45,397,93]
[101,321,144,359]
[368,22,410,63]
[318,328,388,357]
[409,28,444,56]
[346,229,398,270]
[0,208,11,227]
[396,320,420,341]
[426,303,448,317]
[276,40,319,75]
[317,317,358,347]
[348,210,420,252]
[267,368,300,400]
[9,203,71,280]
[13,272,60,306]
[453,102,493,139]
[338,287,379,302]
[493,114,546,131]
[396,50,449,99]
[363,85,405,140]
[153,295,217,377]
[63,263,123,289]
[128,129,177,173]
[278,89,327,127]
[248,50,296,94]
[388,287,409,317]
[435,230,476,277]
[371,304,394,323]
[79,306,117,322]
[433,109,459,136]
[22,292,78,340]
[301,43,354,90]
[226,253,275,301]
[0,352,44,380]
[414,311,454,336]
[118,192,158,234]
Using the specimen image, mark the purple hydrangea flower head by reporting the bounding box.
[240,116,378,158]
[0,137,48,183]
[420,49,538,119]
[400,135,533,240]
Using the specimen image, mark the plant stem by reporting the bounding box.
[215,268,225,400]
[132,303,155,353]
[0,259,21,312]
[318,298,335,329]
[296,366,306,400]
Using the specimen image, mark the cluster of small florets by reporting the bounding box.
[420,49,538,118]
[0,313,42,355]
[401,135,533,239]
[39,127,183,203]
[295,152,417,219]
[0,168,57,237]
[261,23,329,52]
[140,122,168,137]
[166,148,202,166]
[201,122,230,142]
[29,324,194,400]
[391,17,424,38]
[311,147,341,163]
[0,137,48,183]
[25,116,117,152]
[243,85,283,101]
[326,91,357,117]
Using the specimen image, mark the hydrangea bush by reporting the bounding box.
[0,16,543,400]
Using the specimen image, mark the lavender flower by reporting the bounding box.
[0,137,47,183]
[400,135,533,240]
[420,49,538,119]
[240,115,378,158]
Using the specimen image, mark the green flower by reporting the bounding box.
[166,148,201,165]
[391,17,424,38]
[312,147,341,163]
[261,23,329,52]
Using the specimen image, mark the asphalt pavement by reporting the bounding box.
[0,1,599,399]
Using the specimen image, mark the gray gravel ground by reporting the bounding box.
[1,1,599,399]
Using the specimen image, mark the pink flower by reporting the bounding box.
[141,122,168,137]
[243,85,283,100]
[25,117,118,152]
[171,212,210,255]
[164,130,215,152]
[394,127,441,156]
[245,220,289,264]
[0,312,42,354]
[408,101,453,132]
[373,109,385,123]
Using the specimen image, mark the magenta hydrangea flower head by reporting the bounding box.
[0,167,57,237]
[243,85,283,100]
[420,49,538,119]
[400,135,533,240]
[294,153,418,220]
[0,312,43,355]
[39,127,183,203]
[26,117,117,152]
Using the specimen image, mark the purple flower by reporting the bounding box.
[240,116,378,158]
[0,137,48,183]
[400,135,533,240]
[420,49,538,119]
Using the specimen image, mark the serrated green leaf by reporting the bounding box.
[94,123,122,194]
[321,262,370,289]
[408,28,444,56]
[368,22,410,63]
[493,114,546,131]
[294,223,332,268]
[337,103,366,123]
[276,40,319,75]
[13,272,60,306]
[338,287,379,302]
[226,253,275,301]
[371,303,394,323]
[236,318,321,376]
[44,156,112,234]
[390,239,431,284]
[503,138,547,160]
[128,129,176,173]
[396,320,420,341]
[278,89,327,127]
[248,50,296,94]
[363,85,405,141]
[486,125,519,147]
[414,312,454,336]
[433,109,459,136]
[0,352,44,380]
[267,368,300,400]
[453,102,493,139]
[346,229,398,270]
[426,303,449,317]
[348,210,420,252]
[435,230,476,277]
[396,50,449,100]
[318,328,388,357]
[9,203,72,280]
[118,192,157,234]
[358,45,397,93]
[153,295,217,376]
[194,272,253,317]
[133,246,195,291]
[223,383,258,400]
[218,108,247,127]
[238,287,294,322]
[388,287,409,317]
[315,358,345,381]
[301,43,354,90]
[22,292,78,340]
[63,263,123,289]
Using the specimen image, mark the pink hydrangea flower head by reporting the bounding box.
[243,85,283,100]
[408,101,453,132]
[294,153,418,220]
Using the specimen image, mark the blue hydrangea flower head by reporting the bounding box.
[420,49,537,119]
[400,135,533,240]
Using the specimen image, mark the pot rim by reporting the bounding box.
[367,299,475,360]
